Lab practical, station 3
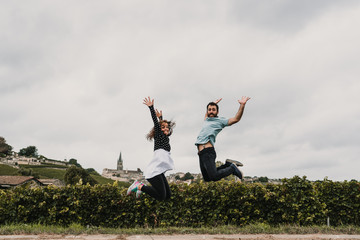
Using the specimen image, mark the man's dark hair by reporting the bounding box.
[207,102,219,112]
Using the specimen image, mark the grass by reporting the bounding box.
[91,174,115,185]
[20,164,68,169]
[32,167,67,180]
[1,223,360,235]
[0,164,19,176]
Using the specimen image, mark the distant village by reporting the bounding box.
[99,152,281,184]
[102,152,205,184]
[0,151,73,167]
[0,151,281,189]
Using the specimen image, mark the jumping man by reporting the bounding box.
[195,97,251,182]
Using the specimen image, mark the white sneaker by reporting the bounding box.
[136,190,143,199]
[127,180,140,195]
[226,159,243,167]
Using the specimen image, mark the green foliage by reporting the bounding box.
[258,177,269,183]
[0,137,13,156]
[64,166,97,186]
[263,176,326,226]
[180,172,194,181]
[315,178,360,226]
[18,146,38,158]
[0,176,359,228]
[69,159,82,168]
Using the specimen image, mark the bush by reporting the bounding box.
[0,176,359,227]
[315,179,360,226]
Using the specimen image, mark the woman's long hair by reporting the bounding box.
[146,120,176,141]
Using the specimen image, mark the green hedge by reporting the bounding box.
[0,176,359,227]
[314,179,360,226]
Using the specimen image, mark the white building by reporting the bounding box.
[102,152,144,182]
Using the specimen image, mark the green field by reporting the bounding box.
[32,167,67,180]
[20,163,68,169]
[0,164,19,176]
[91,174,115,185]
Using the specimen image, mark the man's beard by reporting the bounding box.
[208,113,217,117]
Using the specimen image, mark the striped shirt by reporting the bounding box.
[149,105,171,152]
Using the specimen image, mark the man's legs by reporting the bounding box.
[216,161,231,170]
[198,147,234,181]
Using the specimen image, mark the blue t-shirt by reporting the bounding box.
[195,117,229,147]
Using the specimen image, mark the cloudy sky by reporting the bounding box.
[1,1,360,181]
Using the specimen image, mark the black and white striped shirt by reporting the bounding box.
[149,105,171,152]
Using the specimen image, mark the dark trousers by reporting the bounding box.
[142,173,171,201]
[198,147,234,182]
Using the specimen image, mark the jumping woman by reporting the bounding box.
[127,96,175,201]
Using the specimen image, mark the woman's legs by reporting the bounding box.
[160,173,171,200]
[141,173,171,201]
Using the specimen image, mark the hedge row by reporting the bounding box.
[0,176,359,227]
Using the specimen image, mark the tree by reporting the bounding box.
[19,146,38,158]
[64,166,97,186]
[0,136,13,156]
[69,158,82,168]
[181,172,194,181]
[258,176,269,183]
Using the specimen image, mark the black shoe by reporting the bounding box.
[230,164,243,180]
[226,159,243,167]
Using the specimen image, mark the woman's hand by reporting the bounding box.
[143,96,154,107]
[156,109,163,119]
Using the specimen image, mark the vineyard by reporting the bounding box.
[0,176,359,227]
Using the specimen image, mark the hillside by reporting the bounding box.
[0,163,115,185]
[0,164,19,176]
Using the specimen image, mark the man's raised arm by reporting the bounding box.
[227,96,251,126]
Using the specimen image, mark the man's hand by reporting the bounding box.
[215,98,222,104]
[143,96,154,107]
[156,109,163,119]
[228,96,251,126]
[238,96,251,105]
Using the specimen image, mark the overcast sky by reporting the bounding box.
[1,1,360,181]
